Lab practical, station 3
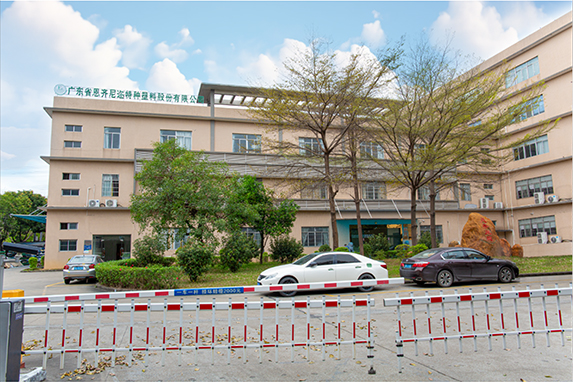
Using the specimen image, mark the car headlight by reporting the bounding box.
[259,273,277,281]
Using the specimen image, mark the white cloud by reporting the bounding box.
[372,10,380,19]
[154,27,195,63]
[115,25,152,69]
[178,28,195,46]
[1,151,16,161]
[146,59,201,95]
[361,20,386,48]
[237,54,279,86]
[430,1,519,60]
[501,2,554,39]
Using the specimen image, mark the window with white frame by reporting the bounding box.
[102,174,119,197]
[515,175,553,199]
[362,182,386,200]
[360,141,384,159]
[160,130,192,150]
[165,229,188,250]
[60,239,77,251]
[420,225,443,243]
[302,227,329,247]
[62,189,79,196]
[513,135,548,161]
[65,125,82,132]
[64,141,81,148]
[233,134,261,154]
[418,186,440,201]
[506,57,539,88]
[459,183,471,201]
[513,95,545,123]
[485,195,494,201]
[104,127,121,149]
[299,137,323,156]
[241,227,261,246]
[484,184,493,189]
[301,183,328,199]
[519,215,556,238]
[60,222,78,230]
[63,173,80,180]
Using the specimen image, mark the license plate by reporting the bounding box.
[404,264,412,269]
[73,266,84,270]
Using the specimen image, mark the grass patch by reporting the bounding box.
[510,255,572,274]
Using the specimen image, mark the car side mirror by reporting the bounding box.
[308,262,317,268]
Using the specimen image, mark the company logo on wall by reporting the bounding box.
[54,84,204,104]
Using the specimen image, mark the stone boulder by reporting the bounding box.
[460,213,508,258]
[511,244,524,257]
[448,241,460,247]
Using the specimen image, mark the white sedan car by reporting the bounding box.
[257,252,388,296]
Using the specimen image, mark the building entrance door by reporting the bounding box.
[93,235,131,262]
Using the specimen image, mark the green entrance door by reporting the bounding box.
[93,235,131,261]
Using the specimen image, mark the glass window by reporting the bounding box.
[233,134,261,154]
[299,137,323,156]
[518,216,556,237]
[485,195,494,201]
[459,183,471,201]
[65,125,82,132]
[515,175,553,199]
[506,57,539,88]
[336,254,360,264]
[360,142,384,159]
[241,227,261,246]
[62,189,79,196]
[302,227,329,247]
[362,182,386,200]
[64,141,81,148]
[102,174,119,197]
[63,173,80,180]
[301,183,328,199]
[313,254,335,266]
[513,95,545,123]
[160,130,192,150]
[60,222,78,230]
[104,127,121,149]
[420,225,443,244]
[443,250,467,260]
[465,250,487,260]
[484,184,493,189]
[60,239,77,252]
[418,186,440,201]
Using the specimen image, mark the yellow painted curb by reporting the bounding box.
[2,289,25,298]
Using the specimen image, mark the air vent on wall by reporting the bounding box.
[537,232,548,244]
[105,199,118,207]
[88,199,100,208]
[533,192,545,204]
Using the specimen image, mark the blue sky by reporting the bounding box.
[1,1,571,196]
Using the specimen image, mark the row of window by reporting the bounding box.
[514,135,549,161]
[518,215,556,238]
[516,175,553,199]
[64,127,121,149]
[62,173,119,197]
[506,57,540,88]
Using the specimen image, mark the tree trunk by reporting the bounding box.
[429,178,437,248]
[324,154,339,249]
[351,157,364,256]
[410,187,418,246]
[259,233,266,264]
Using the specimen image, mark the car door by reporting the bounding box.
[304,254,336,283]
[465,250,498,280]
[333,254,363,281]
[442,250,472,280]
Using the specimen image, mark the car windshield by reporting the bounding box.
[69,256,95,263]
[293,253,320,265]
[410,249,443,259]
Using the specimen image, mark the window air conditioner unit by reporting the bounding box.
[537,232,548,244]
[479,198,489,209]
[550,236,561,244]
[547,195,560,203]
[105,199,118,207]
[494,202,504,209]
[533,192,545,204]
[88,199,100,208]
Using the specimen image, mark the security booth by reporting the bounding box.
[0,298,25,382]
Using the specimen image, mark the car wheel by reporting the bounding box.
[64,279,70,284]
[358,273,375,292]
[498,267,513,283]
[436,270,453,288]
[278,276,298,297]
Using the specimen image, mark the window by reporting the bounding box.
[418,186,440,201]
[515,175,553,199]
[485,195,494,201]
[481,148,491,165]
[299,137,323,156]
[420,225,443,244]
[64,141,81,148]
[362,182,386,200]
[513,96,545,123]
[360,142,384,159]
[65,125,82,132]
[62,189,79,196]
[313,254,335,266]
[165,229,188,250]
[161,130,192,150]
[241,227,261,246]
[104,127,121,149]
[513,135,549,161]
[519,216,556,238]
[336,254,360,264]
[459,183,471,201]
[301,184,328,199]
[302,227,329,247]
[60,222,78,230]
[102,174,119,197]
[63,173,80,180]
[506,57,539,88]
[60,239,77,251]
[484,184,493,189]
[233,134,261,154]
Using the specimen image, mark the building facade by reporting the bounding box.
[42,13,572,268]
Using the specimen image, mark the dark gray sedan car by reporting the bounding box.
[400,248,519,287]
[63,255,104,284]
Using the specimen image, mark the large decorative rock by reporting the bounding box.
[511,244,524,257]
[448,241,459,247]
[460,213,507,258]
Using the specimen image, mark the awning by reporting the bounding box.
[11,214,46,224]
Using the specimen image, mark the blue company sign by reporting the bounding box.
[54,84,204,104]
[174,287,244,296]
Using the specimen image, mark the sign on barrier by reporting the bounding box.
[383,283,573,372]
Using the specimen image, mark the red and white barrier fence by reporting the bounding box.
[383,283,573,372]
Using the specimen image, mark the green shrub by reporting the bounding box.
[367,234,390,253]
[270,236,303,263]
[318,244,331,252]
[28,256,38,270]
[409,244,429,257]
[220,233,258,272]
[394,243,429,259]
[95,259,183,290]
[334,247,348,252]
[362,243,373,257]
[40,255,45,268]
[177,242,214,282]
[132,235,167,266]
[418,232,432,249]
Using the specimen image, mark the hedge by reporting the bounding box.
[95,259,183,290]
